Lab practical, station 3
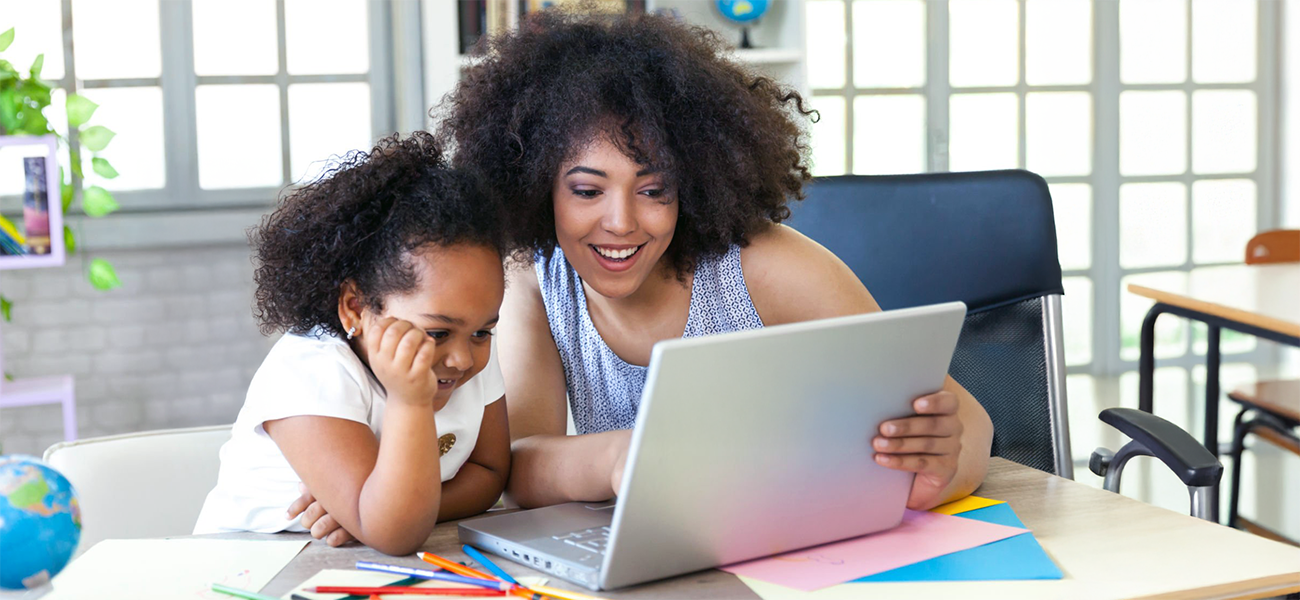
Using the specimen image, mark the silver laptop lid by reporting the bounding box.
[600,302,967,589]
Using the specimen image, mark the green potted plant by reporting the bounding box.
[0,26,122,326]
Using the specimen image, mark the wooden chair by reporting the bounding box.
[1226,230,1300,545]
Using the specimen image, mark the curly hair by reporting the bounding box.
[437,9,815,276]
[250,131,504,338]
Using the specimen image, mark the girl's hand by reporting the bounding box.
[872,391,964,510]
[366,317,440,406]
[287,483,356,547]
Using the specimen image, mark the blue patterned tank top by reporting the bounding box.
[536,245,765,434]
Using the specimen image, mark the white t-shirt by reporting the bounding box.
[192,329,504,534]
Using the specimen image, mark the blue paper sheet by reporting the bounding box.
[851,503,1063,582]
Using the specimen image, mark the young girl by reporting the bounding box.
[193,132,509,556]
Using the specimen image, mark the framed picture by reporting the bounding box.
[0,135,65,270]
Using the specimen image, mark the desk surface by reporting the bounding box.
[1127,263,1300,339]
[222,458,1300,600]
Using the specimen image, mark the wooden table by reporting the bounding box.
[217,459,1300,600]
[1128,263,1300,521]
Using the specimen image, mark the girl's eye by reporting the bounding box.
[425,330,449,340]
[471,330,495,340]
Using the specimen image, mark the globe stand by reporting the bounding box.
[740,26,754,49]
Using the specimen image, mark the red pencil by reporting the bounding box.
[306,586,506,596]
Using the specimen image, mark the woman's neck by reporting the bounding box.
[585,257,690,322]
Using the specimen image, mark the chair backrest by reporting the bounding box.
[786,170,1072,477]
[1245,229,1300,264]
[43,425,231,554]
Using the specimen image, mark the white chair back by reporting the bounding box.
[42,425,231,554]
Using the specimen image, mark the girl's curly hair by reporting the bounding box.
[437,9,815,276]
[251,131,504,338]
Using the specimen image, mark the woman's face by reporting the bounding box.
[552,136,679,300]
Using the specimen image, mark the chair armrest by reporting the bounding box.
[1098,408,1222,487]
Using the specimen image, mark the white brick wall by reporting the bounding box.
[0,244,278,456]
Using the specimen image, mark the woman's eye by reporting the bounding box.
[572,188,600,198]
[425,330,449,340]
[641,188,664,198]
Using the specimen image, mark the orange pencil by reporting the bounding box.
[418,552,497,581]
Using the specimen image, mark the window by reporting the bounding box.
[806,0,1279,473]
[2,0,392,215]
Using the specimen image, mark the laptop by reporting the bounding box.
[459,301,967,590]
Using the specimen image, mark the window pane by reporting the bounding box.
[285,0,369,75]
[1120,0,1188,84]
[1027,92,1092,177]
[853,95,926,175]
[1050,183,1091,271]
[288,83,372,183]
[1026,0,1092,85]
[1066,374,1101,466]
[809,96,847,176]
[196,85,283,189]
[852,0,925,89]
[1121,271,1190,360]
[949,93,1018,172]
[806,0,847,89]
[79,87,165,191]
[1120,91,1187,176]
[1192,179,1256,264]
[1120,182,1187,269]
[193,0,278,76]
[5,0,65,81]
[71,0,161,79]
[1062,276,1093,366]
[1192,0,1256,83]
[1189,268,1258,354]
[949,0,1019,88]
[1192,90,1256,175]
[1192,364,1258,441]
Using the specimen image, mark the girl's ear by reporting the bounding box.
[337,280,365,337]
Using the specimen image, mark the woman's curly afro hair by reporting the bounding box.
[251,131,504,338]
[438,9,815,276]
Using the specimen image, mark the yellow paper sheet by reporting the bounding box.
[43,538,308,600]
[928,495,1005,516]
[284,569,550,599]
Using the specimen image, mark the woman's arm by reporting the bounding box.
[499,263,630,508]
[266,318,443,555]
[436,397,511,521]
[743,225,994,509]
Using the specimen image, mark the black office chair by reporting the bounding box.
[788,171,1222,519]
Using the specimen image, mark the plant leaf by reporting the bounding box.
[88,258,121,291]
[82,186,119,217]
[64,225,76,254]
[66,94,98,128]
[29,53,43,79]
[61,182,73,212]
[79,125,115,152]
[91,157,119,179]
[0,28,13,53]
[0,294,11,323]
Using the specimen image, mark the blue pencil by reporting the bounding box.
[462,545,520,585]
[354,561,515,591]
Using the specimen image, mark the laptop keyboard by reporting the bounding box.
[551,526,611,554]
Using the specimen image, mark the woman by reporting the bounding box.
[441,9,994,511]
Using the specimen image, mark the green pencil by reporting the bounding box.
[211,583,280,600]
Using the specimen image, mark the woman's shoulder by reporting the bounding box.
[740,224,880,325]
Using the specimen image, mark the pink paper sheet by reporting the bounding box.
[720,509,1028,591]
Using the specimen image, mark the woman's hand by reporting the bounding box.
[366,317,440,406]
[872,391,964,510]
[287,483,356,547]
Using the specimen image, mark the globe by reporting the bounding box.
[0,456,81,590]
[716,0,770,24]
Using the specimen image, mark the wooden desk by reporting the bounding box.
[217,459,1300,600]
[1127,264,1300,523]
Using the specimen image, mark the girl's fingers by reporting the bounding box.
[326,527,354,547]
[286,489,314,519]
[412,337,438,372]
[366,316,398,357]
[300,500,326,529]
[310,513,341,540]
[392,326,426,370]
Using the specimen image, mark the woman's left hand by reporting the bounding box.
[872,391,963,510]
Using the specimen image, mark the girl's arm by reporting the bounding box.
[499,263,630,508]
[266,317,443,555]
[435,396,511,521]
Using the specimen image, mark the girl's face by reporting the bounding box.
[551,136,679,300]
[361,243,504,407]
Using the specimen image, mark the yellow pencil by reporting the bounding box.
[523,584,609,600]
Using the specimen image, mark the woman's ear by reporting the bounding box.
[337,280,365,338]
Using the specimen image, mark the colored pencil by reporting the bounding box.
[418,551,496,580]
[211,583,280,600]
[308,586,505,596]
[461,545,520,585]
[356,561,516,592]
[523,584,609,600]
